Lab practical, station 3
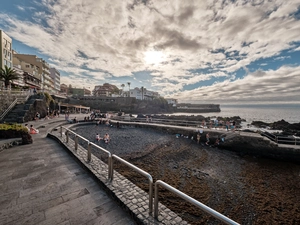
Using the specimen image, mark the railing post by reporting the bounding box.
[111,157,114,181]
[154,182,159,219]
[75,135,78,151]
[149,179,153,214]
[60,126,62,137]
[66,130,69,143]
[87,142,91,162]
[108,156,112,181]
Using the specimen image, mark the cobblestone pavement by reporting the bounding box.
[0,114,137,225]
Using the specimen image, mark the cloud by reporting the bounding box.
[174,65,300,103]
[0,0,300,103]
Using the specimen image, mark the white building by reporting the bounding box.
[0,30,13,89]
[165,98,178,106]
[129,87,160,100]
[50,68,60,94]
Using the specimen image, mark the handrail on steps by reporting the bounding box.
[0,98,18,122]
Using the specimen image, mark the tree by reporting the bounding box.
[0,66,19,89]
[127,82,131,97]
[121,84,125,96]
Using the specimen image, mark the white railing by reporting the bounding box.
[0,98,17,122]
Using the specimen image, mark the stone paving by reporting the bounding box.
[49,123,188,225]
[0,115,138,225]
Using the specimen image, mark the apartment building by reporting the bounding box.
[13,53,41,90]
[50,67,60,94]
[0,30,13,89]
[0,30,12,70]
[13,53,53,92]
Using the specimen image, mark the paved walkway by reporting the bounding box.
[0,115,137,225]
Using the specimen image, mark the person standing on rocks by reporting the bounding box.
[197,133,201,144]
[96,133,101,142]
[205,133,210,146]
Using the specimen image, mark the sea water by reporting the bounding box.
[169,104,300,124]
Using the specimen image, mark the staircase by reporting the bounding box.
[1,95,44,124]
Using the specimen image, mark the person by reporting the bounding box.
[33,88,37,95]
[30,125,39,134]
[103,133,110,143]
[35,112,40,120]
[24,124,30,132]
[232,121,236,132]
[197,133,201,144]
[73,117,78,123]
[205,133,210,146]
[214,138,220,147]
[226,120,230,131]
[96,133,101,142]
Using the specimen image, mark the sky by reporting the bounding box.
[1,0,300,104]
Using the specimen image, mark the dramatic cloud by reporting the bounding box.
[1,0,300,103]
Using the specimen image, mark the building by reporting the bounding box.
[165,98,178,106]
[12,53,53,93]
[13,53,41,90]
[0,30,13,89]
[129,87,160,100]
[0,30,12,70]
[60,84,68,95]
[93,83,119,96]
[50,68,60,94]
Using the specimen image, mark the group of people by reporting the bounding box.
[201,119,236,131]
[96,133,110,143]
[175,130,223,147]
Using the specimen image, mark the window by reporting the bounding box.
[26,65,30,68]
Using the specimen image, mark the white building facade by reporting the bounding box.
[50,68,61,94]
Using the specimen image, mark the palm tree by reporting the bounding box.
[127,82,131,97]
[121,84,125,96]
[0,66,19,89]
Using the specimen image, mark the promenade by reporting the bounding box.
[0,115,137,225]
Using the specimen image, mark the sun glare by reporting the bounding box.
[144,50,164,65]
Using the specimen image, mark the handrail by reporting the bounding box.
[57,126,238,222]
[260,129,299,145]
[0,98,18,122]
[111,154,153,214]
[154,180,240,225]
[60,126,112,180]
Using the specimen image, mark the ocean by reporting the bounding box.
[169,104,300,124]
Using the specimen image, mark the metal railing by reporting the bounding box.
[60,126,112,180]
[154,180,239,225]
[58,125,239,223]
[0,98,17,122]
[260,129,300,145]
[111,154,153,214]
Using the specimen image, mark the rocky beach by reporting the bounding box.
[72,122,300,225]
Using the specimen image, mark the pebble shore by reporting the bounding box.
[73,123,179,156]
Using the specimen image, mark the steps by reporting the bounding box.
[1,95,44,124]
